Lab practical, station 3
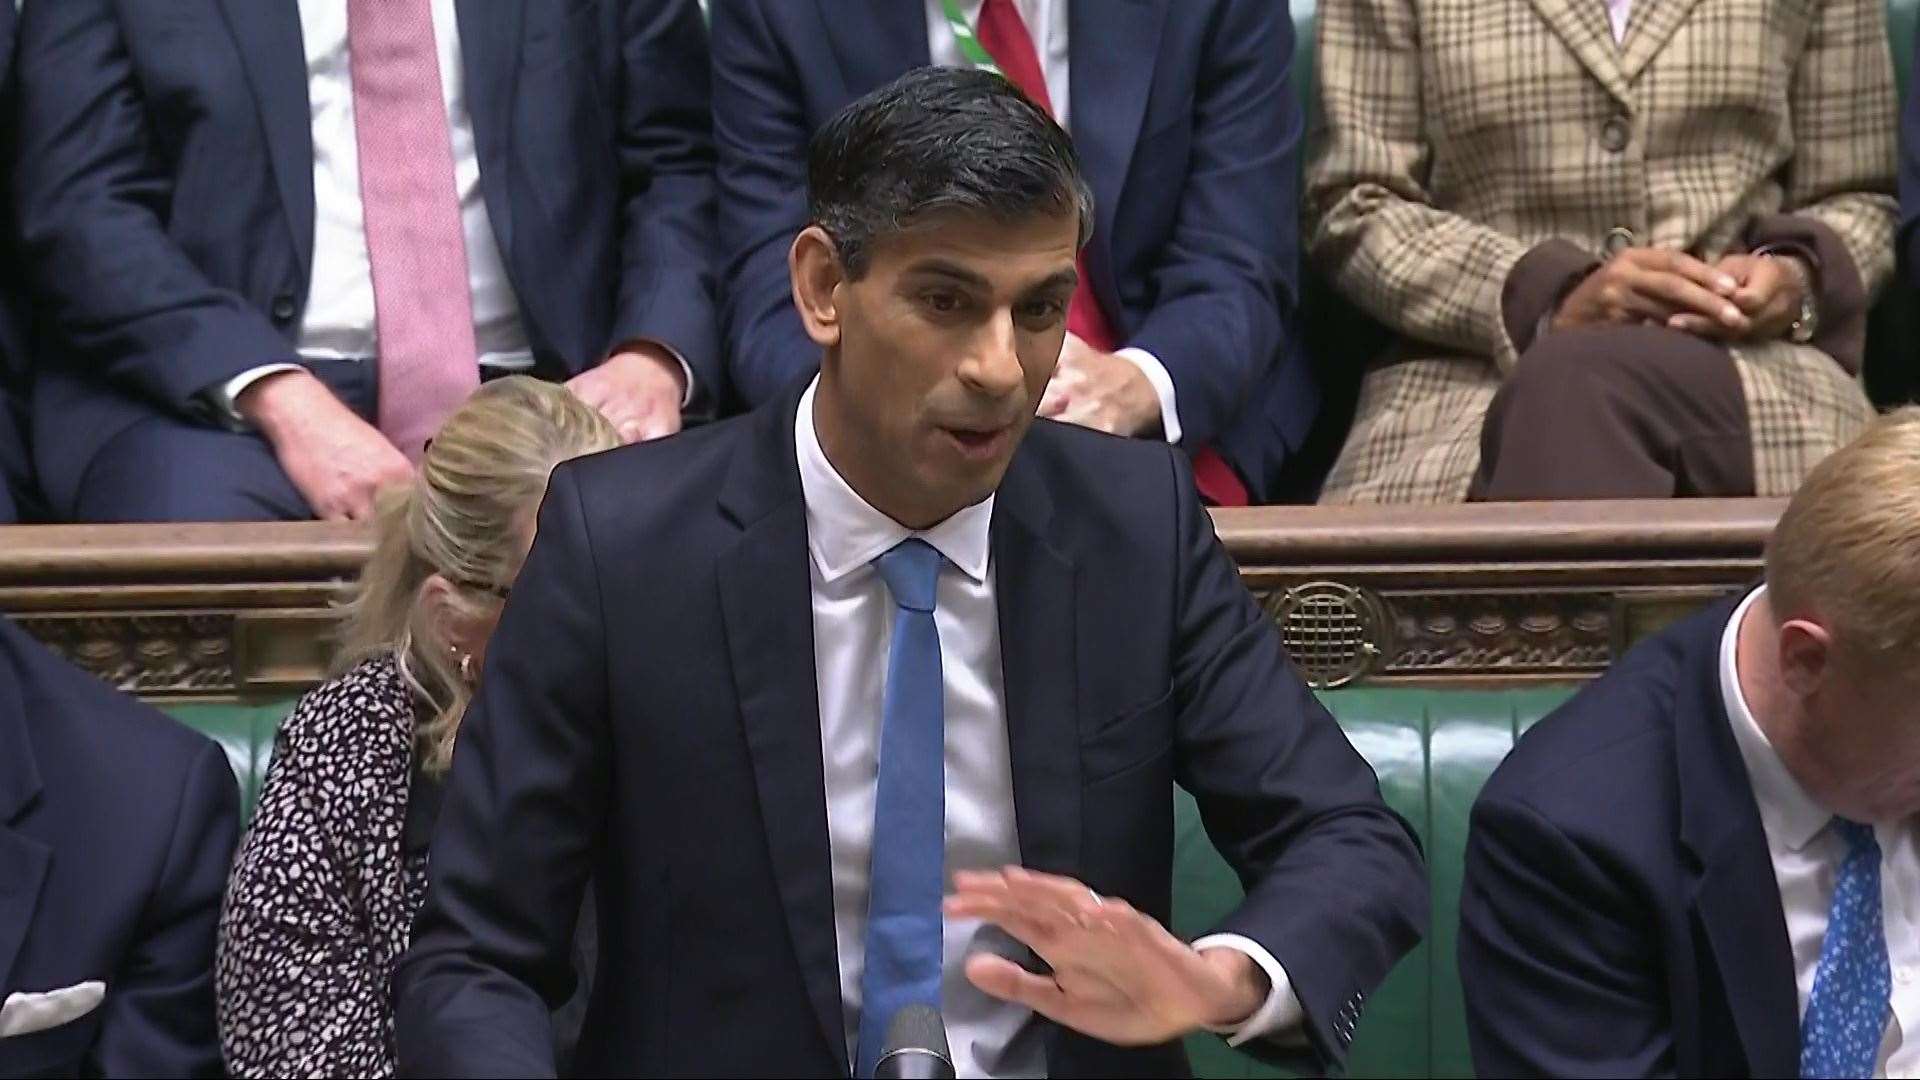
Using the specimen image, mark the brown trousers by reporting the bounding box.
[1467,324,1756,500]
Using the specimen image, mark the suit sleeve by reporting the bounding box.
[1120,0,1300,450]
[609,0,723,415]
[1898,23,1920,286]
[11,0,299,413]
[1305,0,1570,374]
[1163,448,1427,1071]
[393,465,610,1079]
[92,740,239,1080]
[1764,0,1900,301]
[216,695,397,1079]
[1458,793,1676,1078]
[708,0,826,409]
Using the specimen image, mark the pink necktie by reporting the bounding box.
[349,0,479,462]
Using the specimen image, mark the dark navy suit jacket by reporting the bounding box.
[11,0,718,511]
[392,384,1424,1077]
[0,0,32,524]
[0,617,239,1078]
[709,0,1314,501]
[1460,596,1805,1078]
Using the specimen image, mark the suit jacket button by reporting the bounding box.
[1604,226,1636,256]
[1600,115,1631,152]
[270,295,297,322]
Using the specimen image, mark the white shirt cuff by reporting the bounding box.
[1192,932,1306,1046]
[609,339,696,409]
[211,363,307,428]
[1114,346,1182,444]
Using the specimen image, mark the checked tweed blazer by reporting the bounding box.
[1306,0,1901,503]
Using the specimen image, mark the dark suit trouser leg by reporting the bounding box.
[65,359,377,522]
[0,394,26,524]
[1467,325,1755,500]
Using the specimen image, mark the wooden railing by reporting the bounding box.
[0,499,1779,700]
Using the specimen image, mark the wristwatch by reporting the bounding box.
[1766,253,1819,344]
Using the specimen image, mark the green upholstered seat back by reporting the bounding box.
[1170,686,1572,1078]
[166,683,1579,1079]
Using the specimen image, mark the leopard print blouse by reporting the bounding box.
[215,654,422,1079]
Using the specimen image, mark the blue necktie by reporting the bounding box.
[1801,817,1891,1079]
[855,539,946,1078]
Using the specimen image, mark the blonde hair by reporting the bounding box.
[337,376,620,774]
[1767,406,1920,673]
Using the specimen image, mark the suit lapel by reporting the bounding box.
[1524,0,1634,106]
[1675,602,1800,1077]
[0,644,50,991]
[714,394,846,1069]
[1066,0,1167,288]
[454,0,524,260]
[990,443,1082,879]
[818,0,930,103]
[1615,0,1709,85]
[215,0,315,275]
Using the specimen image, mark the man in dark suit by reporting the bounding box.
[0,616,239,1077]
[709,0,1314,504]
[11,0,718,523]
[1460,409,1920,1077]
[0,0,36,525]
[395,68,1424,1077]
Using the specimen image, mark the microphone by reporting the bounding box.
[873,1004,955,1079]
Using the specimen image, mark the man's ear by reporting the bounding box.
[1777,618,1834,700]
[790,226,846,349]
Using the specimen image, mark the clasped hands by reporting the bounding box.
[945,865,1269,1046]
[1553,248,1809,342]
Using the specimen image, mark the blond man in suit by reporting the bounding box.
[1307,0,1900,503]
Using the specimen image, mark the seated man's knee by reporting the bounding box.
[73,421,308,523]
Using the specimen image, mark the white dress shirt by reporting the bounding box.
[218,0,530,412]
[1721,586,1920,1079]
[796,378,1297,1076]
[216,2,694,419]
[1606,0,1632,41]
[924,0,1183,445]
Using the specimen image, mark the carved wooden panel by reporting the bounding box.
[0,503,1779,698]
[17,614,237,696]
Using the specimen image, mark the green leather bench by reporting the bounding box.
[165,684,1576,1079]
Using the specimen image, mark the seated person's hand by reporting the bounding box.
[1039,334,1162,438]
[1553,248,1747,337]
[567,343,686,444]
[945,866,1269,1047]
[1671,253,1807,343]
[237,369,414,521]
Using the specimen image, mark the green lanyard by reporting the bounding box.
[937,0,1004,77]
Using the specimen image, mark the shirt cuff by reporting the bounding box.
[210,363,306,429]
[609,338,695,409]
[1114,347,1181,445]
[1192,933,1306,1046]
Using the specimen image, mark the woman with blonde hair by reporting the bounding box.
[216,376,618,1078]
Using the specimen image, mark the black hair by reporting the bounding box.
[805,65,1094,277]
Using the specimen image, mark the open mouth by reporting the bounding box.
[939,424,1013,460]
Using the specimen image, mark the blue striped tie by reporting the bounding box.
[1800,817,1891,1079]
[855,539,946,1078]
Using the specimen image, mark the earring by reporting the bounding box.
[452,647,474,684]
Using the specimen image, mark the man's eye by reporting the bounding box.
[1018,299,1065,322]
[923,291,964,314]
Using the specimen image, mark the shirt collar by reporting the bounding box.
[794,378,994,586]
[1720,585,1833,852]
